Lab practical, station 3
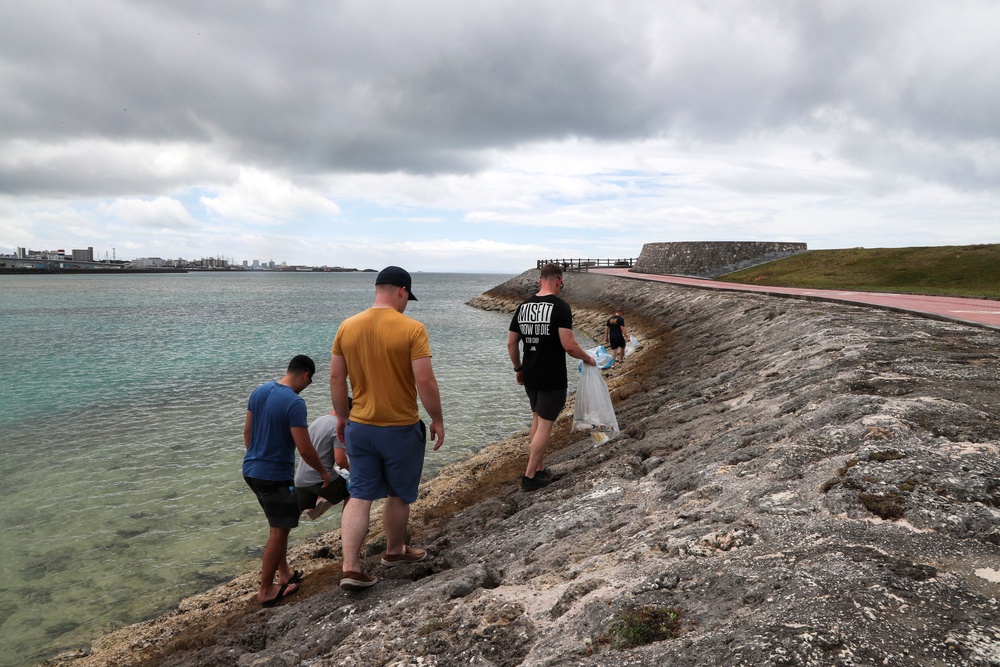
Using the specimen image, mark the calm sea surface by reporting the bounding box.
[0,271,529,667]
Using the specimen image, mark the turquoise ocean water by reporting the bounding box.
[0,271,529,667]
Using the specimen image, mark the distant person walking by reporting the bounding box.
[243,355,331,607]
[508,263,597,491]
[604,308,630,363]
[330,266,445,591]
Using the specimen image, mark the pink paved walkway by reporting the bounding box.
[592,268,1000,331]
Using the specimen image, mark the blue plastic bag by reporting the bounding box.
[578,345,614,372]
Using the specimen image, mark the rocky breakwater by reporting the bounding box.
[49,270,999,666]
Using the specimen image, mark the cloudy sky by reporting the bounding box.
[2,1,998,272]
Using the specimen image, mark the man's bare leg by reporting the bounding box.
[524,416,555,478]
[341,497,373,573]
[259,526,296,603]
[382,496,411,555]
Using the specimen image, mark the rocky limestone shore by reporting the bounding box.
[47,270,1000,666]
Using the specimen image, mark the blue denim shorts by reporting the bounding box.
[345,421,426,503]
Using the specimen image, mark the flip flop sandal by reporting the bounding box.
[261,582,298,608]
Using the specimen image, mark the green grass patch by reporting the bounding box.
[599,606,684,650]
[718,245,1000,299]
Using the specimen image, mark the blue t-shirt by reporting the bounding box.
[242,381,308,481]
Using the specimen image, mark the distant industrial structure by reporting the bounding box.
[0,246,364,272]
[0,246,123,270]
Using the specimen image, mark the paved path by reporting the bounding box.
[592,268,1000,331]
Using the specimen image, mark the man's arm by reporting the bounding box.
[333,446,349,470]
[604,324,610,345]
[560,328,597,365]
[412,356,445,450]
[330,354,351,444]
[507,330,524,385]
[292,426,332,484]
[243,411,252,450]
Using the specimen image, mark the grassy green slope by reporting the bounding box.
[718,244,1000,299]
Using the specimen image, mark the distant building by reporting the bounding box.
[72,247,94,262]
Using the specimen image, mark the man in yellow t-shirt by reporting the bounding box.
[330,266,445,591]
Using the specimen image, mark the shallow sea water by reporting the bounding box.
[0,271,530,667]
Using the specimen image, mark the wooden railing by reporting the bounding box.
[536,258,635,272]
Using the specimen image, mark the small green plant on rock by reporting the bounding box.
[836,458,859,477]
[868,450,906,462]
[418,618,448,636]
[820,477,840,493]
[598,605,684,650]
[859,491,905,519]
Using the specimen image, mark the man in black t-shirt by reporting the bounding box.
[604,308,630,363]
[508,263,597,491]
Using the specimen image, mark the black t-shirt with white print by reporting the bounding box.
[509,294,574,391]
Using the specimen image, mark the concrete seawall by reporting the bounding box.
[633,241,807,277]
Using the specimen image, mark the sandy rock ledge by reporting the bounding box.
[46,270,1000,667]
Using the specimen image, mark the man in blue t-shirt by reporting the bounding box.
[243,355,331,607]
[507,263,597,491]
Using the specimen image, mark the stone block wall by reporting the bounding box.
[632,241,807,278]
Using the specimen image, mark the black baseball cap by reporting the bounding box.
[375,265,417,301]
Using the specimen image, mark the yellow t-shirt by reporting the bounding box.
[331,307,432,426]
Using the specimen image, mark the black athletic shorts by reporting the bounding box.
[245,476,300,529]
[295,476,349,512]
[608,334,626,350]
[525,386,568,422]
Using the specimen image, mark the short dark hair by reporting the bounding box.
[287,354,316,376]
[540,263,563,280]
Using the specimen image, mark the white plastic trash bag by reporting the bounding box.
[578,345,614,372]
[573,364,620,444]
[624,336,641,358]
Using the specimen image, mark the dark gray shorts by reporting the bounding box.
[295,476,349,512]
[525,386,567,421]
[244,477,299,529]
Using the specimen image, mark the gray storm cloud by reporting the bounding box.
[1,0,998,196]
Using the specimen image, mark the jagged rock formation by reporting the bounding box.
[47,270,1000,667]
